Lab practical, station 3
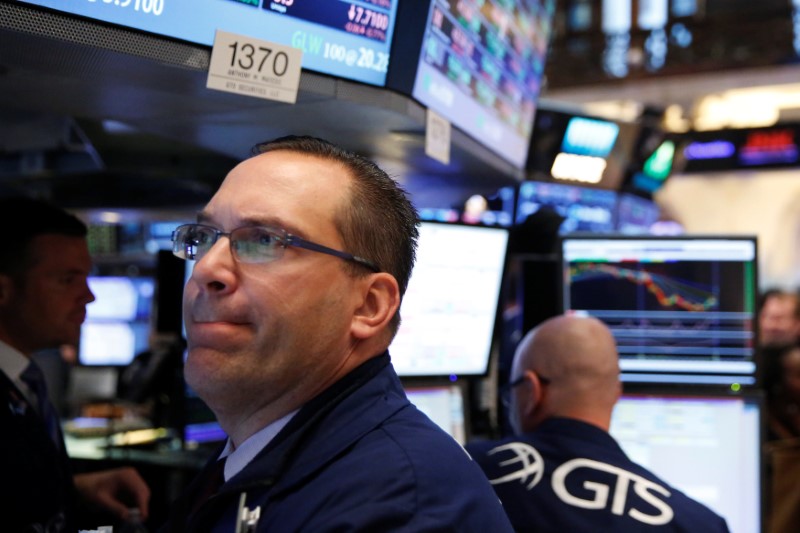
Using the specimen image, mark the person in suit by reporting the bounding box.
[467,315,730,532]
[0,197,150,532]
[161,135,514,532]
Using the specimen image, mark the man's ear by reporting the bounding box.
[520,370,547,422]
[351,273,400,340]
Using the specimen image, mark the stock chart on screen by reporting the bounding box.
[561,237,758,387]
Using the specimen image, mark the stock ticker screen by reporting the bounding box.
[560,236,758,388]
[411,0,556,169]
[20,0,399,86]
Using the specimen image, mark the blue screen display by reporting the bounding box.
[516,181,617,234]
[562,117,620,157]
[19,0,399,87]
[80,277,154,366]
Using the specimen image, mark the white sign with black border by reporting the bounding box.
[207,29,303,104]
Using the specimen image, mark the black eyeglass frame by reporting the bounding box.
[171,223,381,273]
[499,372,551,409]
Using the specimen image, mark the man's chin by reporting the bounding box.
[184,347,230,383]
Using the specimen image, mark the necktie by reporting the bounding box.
[189,458,227,518]
[20,361,62,450]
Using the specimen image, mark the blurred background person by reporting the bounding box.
[759,289,800,348]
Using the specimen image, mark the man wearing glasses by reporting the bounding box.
[163,136,514,531]
[0,197,150,531]
[466,315,729,532]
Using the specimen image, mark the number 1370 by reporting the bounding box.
[228,42,289,76]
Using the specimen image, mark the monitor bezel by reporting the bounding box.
[401,377,471,445]
[79,275,156,367]
[387,0,556,171]
[557,233,760,390]
[610,386,766,532]
[391,220,511,379]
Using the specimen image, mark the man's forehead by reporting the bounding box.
[205,153,348,231]
[767,294,799,310]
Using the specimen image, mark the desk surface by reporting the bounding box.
[65,434,212,470]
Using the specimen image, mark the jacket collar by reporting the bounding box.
[220,352,401,494]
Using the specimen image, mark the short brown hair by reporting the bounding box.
[252,136,420,336]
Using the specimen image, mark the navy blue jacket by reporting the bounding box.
[162,353,514,532]
[0,371,77,532]
[466,418,730,532]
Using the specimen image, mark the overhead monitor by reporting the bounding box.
[609,391,763,533]
[561,116,620,157]
[516,181,617,234]
[630,139,676,194]
[407,0,556,169]
[80,276,154,366]
[418,185,516,228]
[560,236,758,387]
[404,383,467,444]
[390,222,509,377]
[616,192,661,235]
[19,0,400,87]
[527,107,638,190]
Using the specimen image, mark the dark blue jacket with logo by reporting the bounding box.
[466,418,731,532]
[162,353,514,532]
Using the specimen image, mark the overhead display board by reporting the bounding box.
[392,0,556,170]
[679,126,800,173]
[18,0,399,87]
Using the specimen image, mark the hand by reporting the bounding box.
[74,467,151,521]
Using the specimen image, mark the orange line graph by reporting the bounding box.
[570,263,717,312]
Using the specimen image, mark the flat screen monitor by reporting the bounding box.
[404,383,466,444]
[390,222,509,377]
[560,236,758,387]
[79,277,154,366]
[418,185,516,228]
[409,0,556,169]
[609,391,763,533]
[527,108,639,190]
[516,181,617,234]
[616,192,661,235]
[19,0,400,87]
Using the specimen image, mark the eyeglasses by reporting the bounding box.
[171,223,380,272]
[499,373,551,409]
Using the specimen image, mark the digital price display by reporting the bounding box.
[412,0,556,169]
[19,0,399,87]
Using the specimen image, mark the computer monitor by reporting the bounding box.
[405,0,556,169]
[390,222,509,377]
[79,276,154,366]
[516,181,617,234]
[19,0,401,87]
[404,383,467,445]
[609,391,763,533]
[616,192,661,235]
[526,107,639,191]
[560,236,758,387]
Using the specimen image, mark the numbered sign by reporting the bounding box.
[207,29,303,104]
